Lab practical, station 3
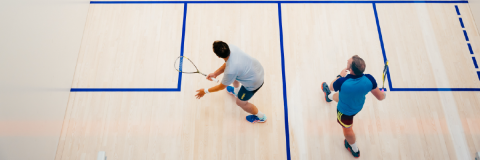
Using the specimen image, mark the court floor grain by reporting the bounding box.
[55,2,480,160]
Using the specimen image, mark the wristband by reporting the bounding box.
[337,75,342,78]
[204,88,209,94]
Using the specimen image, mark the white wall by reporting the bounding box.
[0,0,89,159]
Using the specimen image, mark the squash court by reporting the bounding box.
[53,2,480,160]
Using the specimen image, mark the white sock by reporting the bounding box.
[255,111,265,119]
[234,86,240,94]
[328,92,335,100]
[350,142,359,152]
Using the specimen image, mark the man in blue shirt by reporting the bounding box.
[322,55,386,158]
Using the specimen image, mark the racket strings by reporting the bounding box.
[175,56,199,73]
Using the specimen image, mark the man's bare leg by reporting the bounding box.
[343,127,356,145]
[230,80,241,95]
[333,92,339,102]
[233,80,240,88]
[236,97,266,123]
[235,98,258,114]
[232,81,266,122]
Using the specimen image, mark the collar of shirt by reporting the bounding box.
[345,73,364,79]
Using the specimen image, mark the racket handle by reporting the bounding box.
[211,77,219,83]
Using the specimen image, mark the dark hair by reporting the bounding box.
[213,41,230,58]
[351,55,366,75]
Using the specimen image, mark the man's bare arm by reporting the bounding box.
[195,83,227,99]
[208,83,227,93]
[207,63,226,81]
[371,87,386,101]
[214,63,226,76]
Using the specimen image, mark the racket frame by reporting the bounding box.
[381,61,389,91]
[174,56,219,83]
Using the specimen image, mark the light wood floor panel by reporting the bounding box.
[453,92,480,158]
[55,92,192,160]
[56,4,287,160]
[185,4,286,160]
[56,3,480,160]
[377,3,480,88]
[282,4,386,82]
[72,4,184,88]
[281,3,480,160]
[282,4,387,160]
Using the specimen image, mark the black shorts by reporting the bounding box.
[237,82,264,101]
[337,109,356,128]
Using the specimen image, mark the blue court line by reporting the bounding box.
[455,5,461,15]
[473,57,479,68]
[373,3,393,91]
[468,43,474,54]
[463,30,468,41]
[459,17,464,28]
[373,3,480,91]
[391,88,480,91]
[477,71,480,81]
[70,3,188,92]
[91,1,468,3]
[75,1,477,93]
[277,3,291,160]
[463,30,469,41]
[71,88,180,92]
[178,3,187,89]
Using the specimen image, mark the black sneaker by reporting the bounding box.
[322,82,332,102]
[344,139,360,158]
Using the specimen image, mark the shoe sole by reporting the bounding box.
[248,119,267,123]
[254,120,267,123]
[321,83,331,102]
[344,140,360,158]
[227,89,236,96]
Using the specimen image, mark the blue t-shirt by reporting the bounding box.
[333,74,377,116]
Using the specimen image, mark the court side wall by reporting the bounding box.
[0,0,89,160]
[470,0,480,33]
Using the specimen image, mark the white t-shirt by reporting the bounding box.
[221,44,264,91]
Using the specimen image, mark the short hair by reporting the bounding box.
[351,55,366,75]
[213,41,230,58]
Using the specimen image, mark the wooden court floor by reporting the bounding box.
[55,2,480,160]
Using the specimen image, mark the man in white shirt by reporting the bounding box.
[195,40,267,123]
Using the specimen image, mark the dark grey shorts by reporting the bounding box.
[237,82,264,101]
